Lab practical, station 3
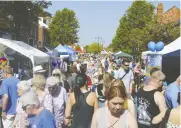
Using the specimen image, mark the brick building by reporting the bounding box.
[157,3,180,24]
[0,16,51,52]
[36,17,51,51]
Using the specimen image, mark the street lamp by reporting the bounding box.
[95,37,102,53]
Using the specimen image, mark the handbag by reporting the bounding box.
[158,109,171,128]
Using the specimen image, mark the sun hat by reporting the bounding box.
[33,65,46,73]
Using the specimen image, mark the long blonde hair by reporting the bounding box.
[31,75,46,91]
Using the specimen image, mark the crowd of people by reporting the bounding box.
[0,54,180,128]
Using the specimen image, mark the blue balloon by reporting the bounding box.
[155,41,164,51]
[148,41,156,52]
[52,60,57,67]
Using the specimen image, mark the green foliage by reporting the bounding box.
[0,1,52,40]
[48,8,79,47]
[110,1,180,55]
[86,42,103,53]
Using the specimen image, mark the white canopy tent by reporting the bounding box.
[142,36,181,59]
[158,36,181,54]
[0,38,50,66]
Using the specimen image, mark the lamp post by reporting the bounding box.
[95,37,102,54]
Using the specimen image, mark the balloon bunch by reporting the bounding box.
[148,41,164,52]
[52,59,57,68]
[52,58,63,69]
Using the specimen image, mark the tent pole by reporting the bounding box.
[30,55,35,76]
[49,57,51,77]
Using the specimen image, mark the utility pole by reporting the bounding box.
[101,40,105,50]
[95,37,102,54]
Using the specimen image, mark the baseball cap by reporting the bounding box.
[20,92,40,107]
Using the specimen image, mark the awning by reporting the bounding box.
[115,51,122,55]
[0,38,50,65]
[115,52,133,58]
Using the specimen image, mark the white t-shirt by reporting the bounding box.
[115,68,134,93]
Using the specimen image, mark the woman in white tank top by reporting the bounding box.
[91,86,138,128]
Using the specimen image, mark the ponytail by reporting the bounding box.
[74,86,81,109]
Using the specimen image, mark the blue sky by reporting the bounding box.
[46,1,180,47]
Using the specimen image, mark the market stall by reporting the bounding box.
[142,37,181,58]
[162,50,180,84]
[0,38,50,74]
[115,51,132,58]
[141,37,181,81]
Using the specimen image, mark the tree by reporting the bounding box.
[0,1,52,40]
[86,42,103,53]
[110,1,180,56]
[48,8,79,47]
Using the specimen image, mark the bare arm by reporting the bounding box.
[2,94,8,112]
[128,99,136,118]
[91,109,99,128]
[127,112,138,128]
[64,93,73,125]
[2,94,8,120]
[92,93,98,112]
[154,91,167,112]
[152,92,167,124]
[152,111,166,124]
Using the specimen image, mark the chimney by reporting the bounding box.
[157,3,163,15]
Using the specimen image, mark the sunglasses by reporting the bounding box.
[53,74,60,77]
[22,104,29,111]
[48,86,57,90]
[124,64,129,67]
[160,79,165,82]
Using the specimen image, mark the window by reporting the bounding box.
[28,38,34,47]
